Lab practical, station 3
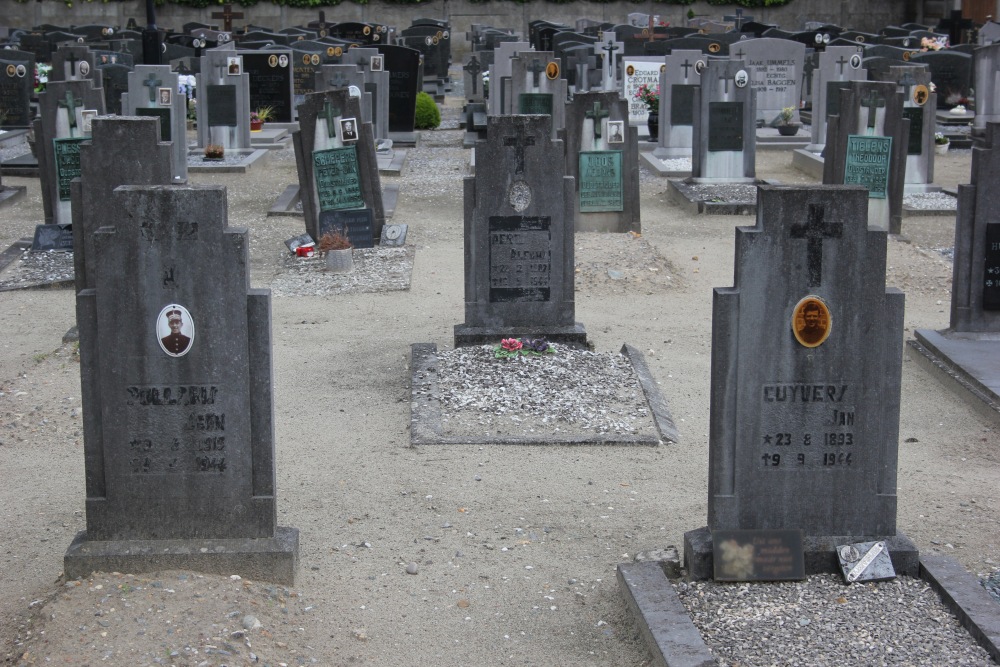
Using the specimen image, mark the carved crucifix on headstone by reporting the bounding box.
[527,58,545,89]
[463,56,482,95]
[322,99,342,139]
[327,71,350,90]
[789,204,843,287]
[503,127,536,175]
[861,88,885,134]
[681,58,694,78]
[143,71,162,103]
[211,3,244,33]
[64,52,80,78]
[601,40,620,89]
[58,90,84,137]
[585,100,609,140]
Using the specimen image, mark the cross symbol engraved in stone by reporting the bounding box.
[734,47,745,60]
[322,99,342,138]
[681,59,693,78]
[897,71,917,88]
[58,90,83,136]
[503,128,536,175]
[789,204,843,288]
[211,3,244,32]
[463,56,482,94]
[718,71,731,95]
[327,71,350,90]
[64,51,80,76]
[836,55,848,75]
[527,58,545,88]
[143,71,162,103]
[585,100,609,139]
[861,88,885,132]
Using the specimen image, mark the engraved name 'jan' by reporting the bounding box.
[762,384,848,402]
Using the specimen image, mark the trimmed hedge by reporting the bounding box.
[17,0,792,8]
[413,91,441,129]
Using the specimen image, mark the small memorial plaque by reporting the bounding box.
[518,93,553,115]
[670,84,696,126]
[983,223,1000,310]
[312,146,365,211]
[53,137,86,202]
[488,215,552,303]
[206,84,238,127]
[712,529,805,581]
[136,107,172,143]
[708,101,744,152]
[837,540,896,583]
[380,223,408,247]
[902,107,923,155]
[32,223,74,251]
[578,151,623,212]
[844,134,892,200]
[318,208,374,248]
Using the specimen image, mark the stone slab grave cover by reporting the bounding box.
[729,37,806,125]
[292,89,385,247]
[240,48,295,123]
[563,91,640,233]
[0,54,35,127]
[684,185,917,579]
[689,58,757,183]
[123,65,188,184]
[911,123,1000,421]
[510,51,566,140]
[882,65,939,193]
[455,114,585,347]
[70,117,175,294]
[65,183,298,584]
[34,79,106,227]
[196,43,252,150]
[973,43,1000,137]
[822,81,907,235]
[654,49,704,160]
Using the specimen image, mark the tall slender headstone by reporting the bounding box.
[684,185,915,579]
[805,45,866,153]
[972,43,1000,138]
[123,64,188,184]
[196,44,252,149]
[882,65,938,193]
[65,183,299,584]
[690,59,757,183]
[509,52,566,139]
[655,49,703,159]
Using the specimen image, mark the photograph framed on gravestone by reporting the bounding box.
[158,87,171,106]
[712,529,806,581]
[156,303,195,358]
[340,117,359,142]
[791,296,831,348]
[607,121,624,144]
[370,55,383,72]
[81,110,97,134]
[227,56,242,76]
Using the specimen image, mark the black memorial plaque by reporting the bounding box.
[518,93,553,115]
[712,529,806,581]
[488,216,552,303]
[708,101,744,152]
[0,61,34,126]
[318,208,375,248]
[32,224,75,251]
[242,51,293,122]
[670,84,696,126]
[826,80,852,118]
[902,107,923,155]
[984,223,1000,310]
[136,107,172,142]
[206,84,238,127]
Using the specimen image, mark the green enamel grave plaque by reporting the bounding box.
[844,134,892,200]
[579,151,623,212]
[53,137,85,201]
[313,145,365,211]
[518,93,553,115]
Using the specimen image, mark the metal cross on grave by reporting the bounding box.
[143,72,162,103]
[585,100,609,140]
[527,58,546,89]
[789,204,843,287]
[861,88,885,133]
[314,10,329,33]
[322,99,342,138]
[57,90,84,137]
[211,3,244,33]
[64,51,80,77]
[601,40,620,86]
[463,56,482,94]
[503,126,536,175]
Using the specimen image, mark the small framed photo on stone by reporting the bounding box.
[79,60,91,77]
[157,304,195,357]
[158,87,172,106]
[227,56,242,76]
[340,117,359,142]
[370,55,384,72]
[607,120,625,144]
[81,109,98,134]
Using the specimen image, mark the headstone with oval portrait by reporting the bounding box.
[66,181,299,584]
[655,49,704,159]
[880,65,938,193]
[510,52,566,140]
[683,184,915,580]
[690,58,757,183]
[240,49,295,123]
[49,44,101,86]
[0,55,34,127]
[806,45,866,153]
[196,43,252,150]
[123,64,188,184]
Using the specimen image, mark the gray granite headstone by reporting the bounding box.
[822,81,907,234]
[65,183,298,584]
[729,37,806,124]
[489,41,531,116]
[655,49,703,159]
[685,184,915,578]
[196,43,252,150]
[342,49,391,142]
[690,58,757,183]
[806,45,866,153]
[455,115,585,347]
[563,91,640,233]
[50,44,100,86]
[509,51,566,139]
[462,53,485,103]
[0,55,34,127]
[973,43,1000,137]
[124,65,188,184]
[882,65,938,193]
[292,89,385,245]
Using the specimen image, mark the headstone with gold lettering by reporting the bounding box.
[684,184,916,579]
[65,183,299,584]
[455,114,585,347]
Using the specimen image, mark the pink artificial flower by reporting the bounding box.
[501,338,523,352]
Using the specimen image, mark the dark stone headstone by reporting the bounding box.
[241,49,294,122]
[318,208,374,249]
[32,223,74,251]
[0,55,34,126]
[908,50,971,108]
[99,62,131,116]
[375,44,420,135]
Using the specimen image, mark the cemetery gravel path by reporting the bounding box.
[0,104,998,666]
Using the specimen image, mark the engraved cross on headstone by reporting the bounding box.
[897,70,917,89]
[322,99,342,139]
[503,127,536,175]
[211,3,244,32]
[143,71,162,103]
[327,71,350,90]
[734,47,746,60]
[789,204,843,288]
[463,56,482,94]
[861,88,885,132]
[836,55,849,75]
[681,59,693,78]
[585,100,609,140]
[64,51,80,77]
[718,71,731,95]
[58,90,83,137]
[527,58,546,89]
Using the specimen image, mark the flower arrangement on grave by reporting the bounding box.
[634,83,659,114]
[482,71,490,98]
[204,143,225,159]
[920,35,949,51]
[934,132,949,146]
[493,337,556,359]
[34,63,51,94]
[317,229,353,252]
[776,106,795,125]
[250,105,273,131]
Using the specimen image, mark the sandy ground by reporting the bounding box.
[0,104,998,666]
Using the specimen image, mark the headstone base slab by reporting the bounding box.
[908,330,1000,428]
[453,322,588,349]
[903,183,944,195]
[63,526,300,585]
[0,152,39,177]
[683,526,919,581]
[388,131,419,147]
[378,148,407,176]
[639,152,691,177]
[791,148,825,179]
[0,185,27,209]
[667,178,764,216]
[186,148,270,174]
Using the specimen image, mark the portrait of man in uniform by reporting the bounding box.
[158,305,194,357]
[792,296,831,348]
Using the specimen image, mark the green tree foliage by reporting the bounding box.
[413,91,441,130]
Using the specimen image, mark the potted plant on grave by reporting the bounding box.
[203,143,225,161]
[634,83,659,141]
[250,105,274,132]
[773,106,801,136]
[318,228,354,273]
[934,132,950,155]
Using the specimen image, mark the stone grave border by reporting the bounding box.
[907,333,1000,429]
[186,147,270,173]
[0,183,27,209]
[901,188,959,216]
[638,153,691,177]
[667,178,773,215]
[266,183,398,220]
[0,238,74,292]
[408,342,679,446]
[618,553,1000,667]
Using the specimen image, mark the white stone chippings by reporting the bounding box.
[0,249,74,288]
[674,574,996,667]
[658,157,692,171]
[268,246,414,297]
[904,192,958,210]
[685,183,758,204]
[422,345,655,437]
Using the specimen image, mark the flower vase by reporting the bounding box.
[250,119,264,132]
[325,248,354,273]
[647,111,659,142]
[935,141,949,155]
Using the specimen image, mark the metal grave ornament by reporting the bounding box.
[837,540,896,583]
